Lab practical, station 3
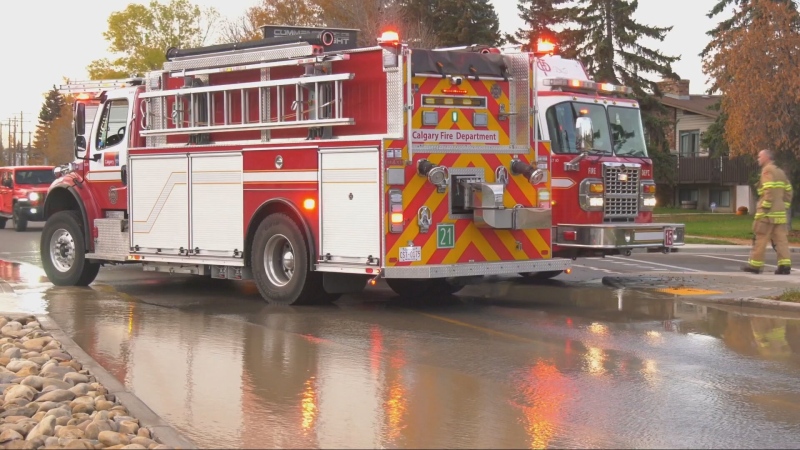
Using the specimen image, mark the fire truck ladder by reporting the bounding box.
[57,78,145,96]
[138,71,354,138]
[138,39,357,140]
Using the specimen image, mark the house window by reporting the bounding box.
[679,130,700,157]
[679,189,698,202]
[710,188,730,208]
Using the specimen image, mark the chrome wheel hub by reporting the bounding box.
[50,229,75,273]
[264,234,295,287]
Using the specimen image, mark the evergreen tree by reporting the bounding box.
[555,0,679,157]
[401,0,501,46]
[508,0,568,51]
[33,86,66,155]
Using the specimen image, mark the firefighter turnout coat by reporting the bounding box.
[756,162,792,224]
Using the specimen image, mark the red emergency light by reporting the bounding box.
[534,38,556,56]
[378,30,400,47]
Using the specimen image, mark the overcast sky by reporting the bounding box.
[0,0,718,146]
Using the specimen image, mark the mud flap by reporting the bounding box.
[323,272,368,294]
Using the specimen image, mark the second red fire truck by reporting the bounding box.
[45,27,682,304]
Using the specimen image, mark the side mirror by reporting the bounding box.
[75,103,86,136]
[575,116,594,151]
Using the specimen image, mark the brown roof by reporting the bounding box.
[660,95,721,118]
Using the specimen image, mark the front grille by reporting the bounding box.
[603,163,640,219]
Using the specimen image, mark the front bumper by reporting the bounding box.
[553,222,685,251]
[14,201,44,221]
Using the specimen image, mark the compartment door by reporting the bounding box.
[130,156,188,254]
[190,153,243,257]
[320,148,380,263]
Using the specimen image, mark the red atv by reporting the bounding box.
[0,165,56,231]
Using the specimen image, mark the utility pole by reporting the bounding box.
[19,111,23,166]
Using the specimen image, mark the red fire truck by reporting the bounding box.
[521,40,685,275]
[41,27,576,305]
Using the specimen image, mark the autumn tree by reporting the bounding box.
[507,0,569,50]
[702,0,800,211]
[218,0,322,43]
[88,0,219,79]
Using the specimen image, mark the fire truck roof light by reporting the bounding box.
[543,77,633,95]
[536,39,556,55]
[378,30,400,46]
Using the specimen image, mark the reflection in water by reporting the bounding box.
[301,376,318,433]
[584,347,607,376]
[383,350,407,443]
[512,361,569,449]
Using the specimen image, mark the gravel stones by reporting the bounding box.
[0,316,172,449]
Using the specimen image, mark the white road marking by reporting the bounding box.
[607,256,702,272]
[696,254,777,268]
[574,264,622,274]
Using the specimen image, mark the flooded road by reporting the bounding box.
[3,260,800,448]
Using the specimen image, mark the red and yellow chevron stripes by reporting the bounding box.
[384,151,551,267]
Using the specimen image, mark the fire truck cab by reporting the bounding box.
[42,27,573,305]
[525,45,685,263]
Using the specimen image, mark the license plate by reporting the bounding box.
[664,228,675,247]
[399,246,422,262]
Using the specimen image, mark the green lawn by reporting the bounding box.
[653,208,800,243]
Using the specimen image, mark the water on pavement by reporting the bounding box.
[1,260,800,448]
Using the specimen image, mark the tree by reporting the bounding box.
[40,102,75,166]
[88,0,219,79]
[218,0,322,43]
[702,0,800,213]
[401,0,501,47]
[700,0,797,93]
[508,0,568,50]
[556,0,679,172]
[316,0,440,48]
[33,86,67,158]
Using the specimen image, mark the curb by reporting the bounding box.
[36,314,197,449]
[672,245,800,254]
[689,296,800,313]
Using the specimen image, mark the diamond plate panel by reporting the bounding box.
[163,44,318,72]
[385,50,404,138]
[382,258,571,278]
[508,53,530,148]
[93,218,130,257]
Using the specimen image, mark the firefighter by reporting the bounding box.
[742,149,792,274]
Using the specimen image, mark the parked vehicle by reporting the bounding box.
[0,165,56,231]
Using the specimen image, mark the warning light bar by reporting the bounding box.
[542,78,633,95]
[535,39,556,55]
[378,30,400,47]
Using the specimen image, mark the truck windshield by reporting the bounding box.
[608,106,648,157]
[546,102,612,155]
[15,170,56,185]
[545,102,648,157]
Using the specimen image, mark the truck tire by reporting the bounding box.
[386,278,465,298]
[41,210,100,286]
[519,270,563,280]
[13,210,27,232]
[251,213,321,305]
[0,218,6,229]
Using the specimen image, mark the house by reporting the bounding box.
[657,79,755,213]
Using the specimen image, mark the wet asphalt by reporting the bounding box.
[3,226,800,448]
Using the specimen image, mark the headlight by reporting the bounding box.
[589,197,604,207]
[643,197,656,207]
[28,192,40,201]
